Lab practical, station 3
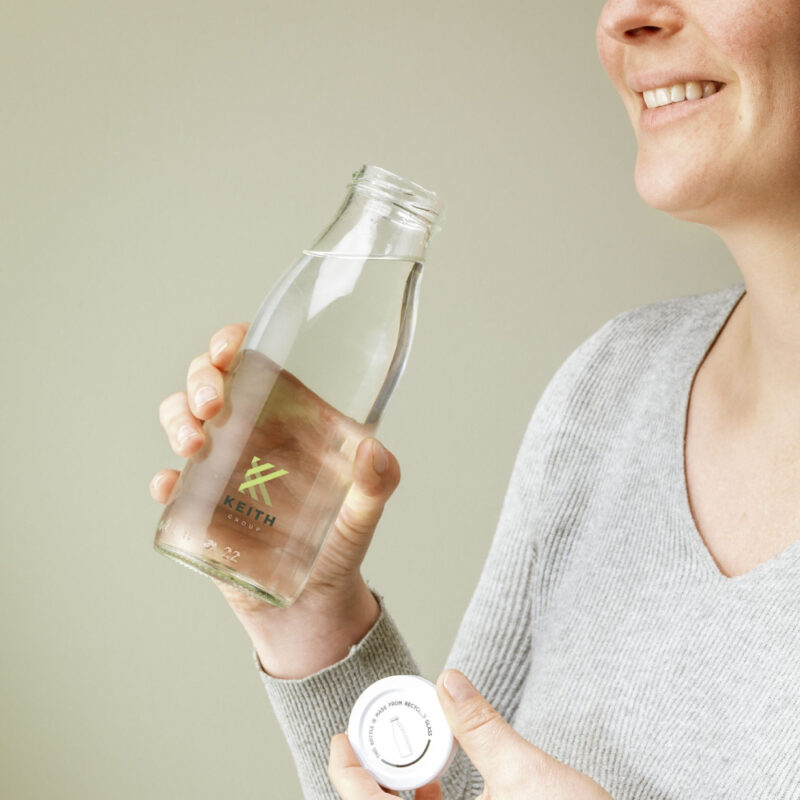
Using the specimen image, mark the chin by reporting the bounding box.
[633,157,722,224]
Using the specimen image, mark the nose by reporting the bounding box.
[598,0,684,44]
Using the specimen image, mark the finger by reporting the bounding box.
[335,438,400,545]
[158,391,205,457]
[149,469,179,503]
[328,733,395,799]
[186,351,225,420]
[414,780,442,800]
[208,322,249,371]
[435,670,542,791]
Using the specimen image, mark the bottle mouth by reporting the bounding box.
[349,165,445,231]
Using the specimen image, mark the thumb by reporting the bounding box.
[435,670,554,789]
[340,438,400,525]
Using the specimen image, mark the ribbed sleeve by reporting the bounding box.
[252,586,421,799]
[252,315,618,799]
[433,316,619,799]
[251,281,800,800]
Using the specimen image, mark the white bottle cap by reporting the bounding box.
[347,674,459,792]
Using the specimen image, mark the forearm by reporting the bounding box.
[253,587,422,799]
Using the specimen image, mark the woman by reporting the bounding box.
[150,1,800,797]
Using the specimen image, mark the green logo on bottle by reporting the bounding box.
[237,456,288,507]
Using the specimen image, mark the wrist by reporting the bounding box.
[249,579,381,679]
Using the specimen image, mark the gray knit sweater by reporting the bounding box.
[251,280,800,800]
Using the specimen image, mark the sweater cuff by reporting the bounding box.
[250,586,423,798]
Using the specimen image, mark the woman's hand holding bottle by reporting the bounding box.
[150,322,402,679]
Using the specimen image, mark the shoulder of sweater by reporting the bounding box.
[529,281,745,432]
[605,280,744,342]
[555,281,744,386]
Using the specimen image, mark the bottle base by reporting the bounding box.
[154,542,288,608]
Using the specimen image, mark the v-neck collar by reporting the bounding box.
[673,282,800,584]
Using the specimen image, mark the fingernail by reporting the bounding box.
[151,474,164,492]
[442,670,476,703]
[211,340,227,360]
[194,385,217,408]
[372,440,388,474]
[177,424,197,447]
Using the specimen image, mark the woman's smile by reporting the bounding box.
[638,82,727,131]
[640,80,723,108]
[596,0,800,220]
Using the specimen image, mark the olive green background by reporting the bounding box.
[0,1,739,798]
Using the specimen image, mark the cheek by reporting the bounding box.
[595,24,622,86]
[709,1,795,76]
[715,3,800,158]
[710,1,769,47]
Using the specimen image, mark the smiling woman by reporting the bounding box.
[596,0,800,222]
[144,2,800,799]
[595,0,800,582]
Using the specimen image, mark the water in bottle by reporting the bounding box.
[154,165,444,607]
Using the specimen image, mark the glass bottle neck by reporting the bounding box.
[305,165,444,262]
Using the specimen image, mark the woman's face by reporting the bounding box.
[596,0,800,227]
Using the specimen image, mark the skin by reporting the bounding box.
[151,321,402,679]
[152,1,800,794]
[325,1,800,794]
[597,0,800,578]
[328,670,613,799]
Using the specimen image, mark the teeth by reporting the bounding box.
[670,84,686,102]
[686,81,703,100]
[655,87,671,106]
[642,80,722,109]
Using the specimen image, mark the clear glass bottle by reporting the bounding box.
[154,165,445,607]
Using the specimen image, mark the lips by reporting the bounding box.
[641,80,724,109]
[627,70,726,94]
[638,82,726,131]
